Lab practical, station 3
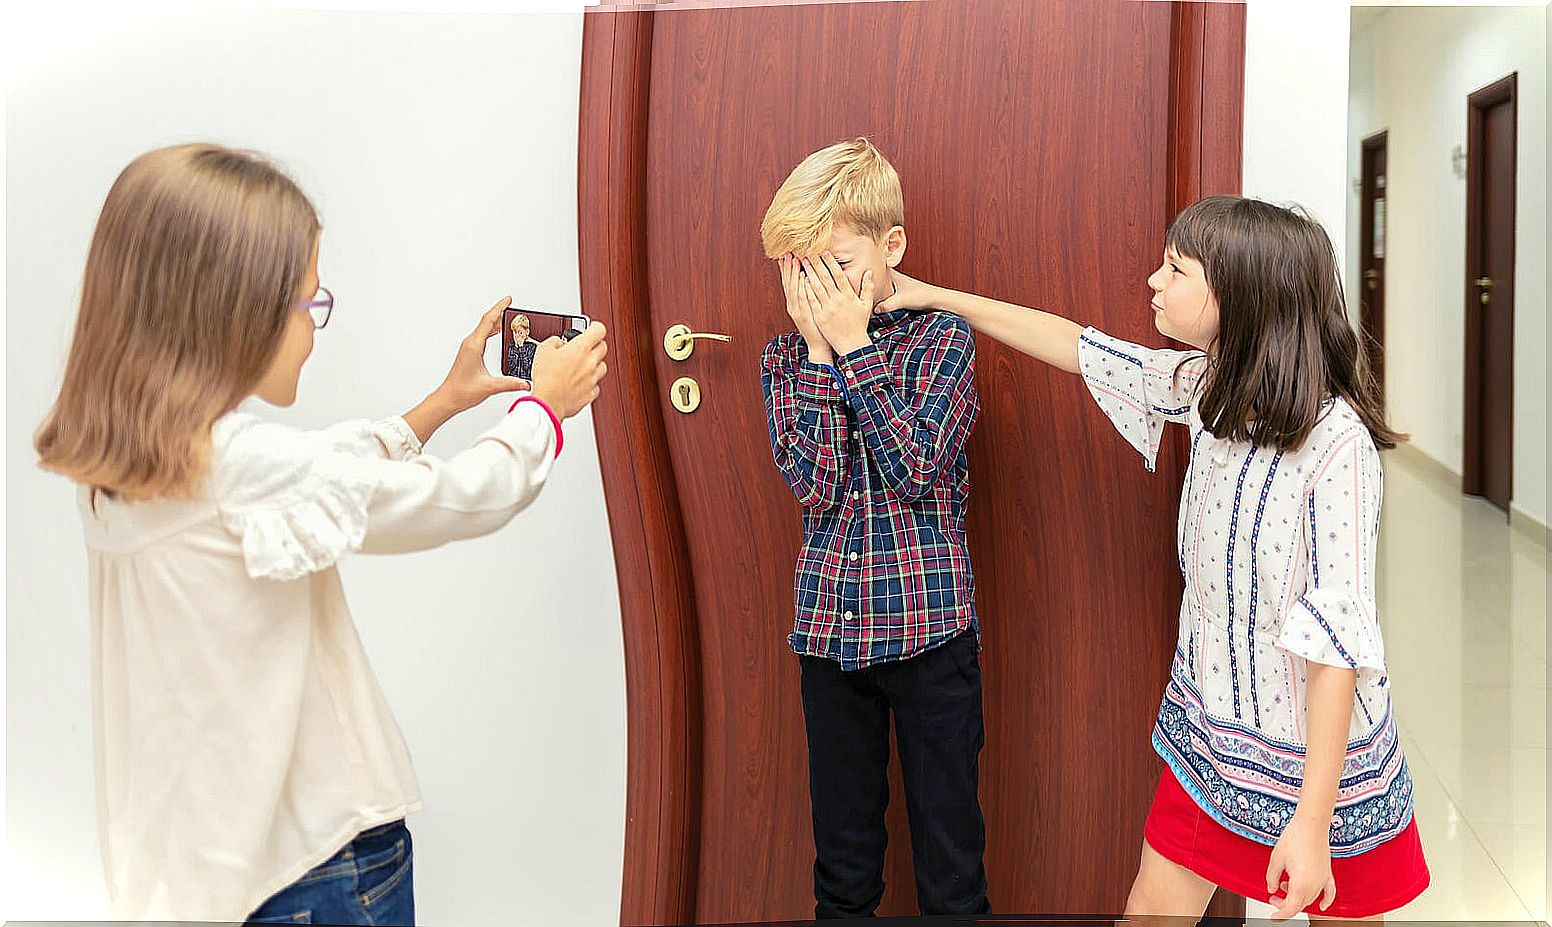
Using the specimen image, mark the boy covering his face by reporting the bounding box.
[759,138,988,918]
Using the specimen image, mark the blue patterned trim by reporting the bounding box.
[1160,691,1402,793]
[1154,404,1191,416]
[1246,451,1283,727]
[1357,690,1375,726]
[1079,332,1143,367]
[1298,599,1359,668]
[1154,698,1415,856]
[1168,656,1392,753]
[1224,450,1257,719]
[1307,492,1320,585]
[1179,429,1207,581]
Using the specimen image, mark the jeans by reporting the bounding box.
[247,819,415,925]
[799,630,991,918]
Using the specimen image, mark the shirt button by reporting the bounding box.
[843,610,855,622]
[851,491,860,500]
[851,431,861,441]
[848,552,859,562]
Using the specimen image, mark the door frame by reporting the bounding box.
[578,4,1246,923]
[1359,129,1388,399]
[1462,72,1517,503]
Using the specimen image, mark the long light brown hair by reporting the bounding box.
[36,143,319,501]
[1167,195,1404,452]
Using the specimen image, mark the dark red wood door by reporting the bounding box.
[1465,74,1516,513]
[1360,132,1387,398]
[580,2,1246,922]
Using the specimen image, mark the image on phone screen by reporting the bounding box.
[502,308,590,381]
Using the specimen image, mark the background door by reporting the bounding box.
[1464,73,1517,514]
[1360,130,1388,400]
[580,2,1247,922]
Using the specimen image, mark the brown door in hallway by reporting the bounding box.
[579,1,1246,922]
[1464,73,1517,514]
[1359,131,1388,399]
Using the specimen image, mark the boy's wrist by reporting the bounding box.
[827,332,872,356]
[803,339,835,365]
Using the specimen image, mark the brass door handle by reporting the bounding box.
[1364,269,1379,290]
[664,323,732,361]
[1476,277,1493,305]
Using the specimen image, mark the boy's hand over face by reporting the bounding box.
[779,254,833,365]
[801,252,874,356]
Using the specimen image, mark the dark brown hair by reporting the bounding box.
[1166,195,1404,451]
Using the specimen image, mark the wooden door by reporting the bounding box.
[1359,131,1388,399]
[579,2,1246,923]
[1464,73,1517,513]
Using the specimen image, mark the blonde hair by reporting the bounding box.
[760,137,904,258]
[35,143,320,501]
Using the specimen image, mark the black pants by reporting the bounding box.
[799,630,990,919]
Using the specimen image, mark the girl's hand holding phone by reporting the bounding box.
[437,296,534,412]
[404,298,607,443]
[530,321,609,420]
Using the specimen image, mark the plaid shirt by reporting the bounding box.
[761,309,981,670]
[505,340,538,379]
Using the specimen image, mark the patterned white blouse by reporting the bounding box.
[1077,327,1415,856]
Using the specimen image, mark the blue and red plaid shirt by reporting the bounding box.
[761,309,981,671]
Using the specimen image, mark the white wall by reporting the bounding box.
[5,9,627,925]
[1347,5,1548,527]
[1243,0,1354,273]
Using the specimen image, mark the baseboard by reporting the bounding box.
[1388,443,1550,551]
[1511,506,1551,550]
[1388,442,1461,497]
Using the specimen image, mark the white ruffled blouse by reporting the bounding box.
[78,402,559,920]
[1077,327,1415,856]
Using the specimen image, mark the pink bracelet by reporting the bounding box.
[508,395,564,456]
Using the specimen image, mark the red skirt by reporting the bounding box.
[1144,765,1430,917]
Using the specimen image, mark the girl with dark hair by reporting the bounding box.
[875,195,1428,919]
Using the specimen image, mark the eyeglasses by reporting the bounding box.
[300,286,334,329]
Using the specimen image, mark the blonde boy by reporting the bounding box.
[759,138,988,918]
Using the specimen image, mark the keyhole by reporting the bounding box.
[679,383,691,404]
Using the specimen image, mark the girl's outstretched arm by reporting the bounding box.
[875,271,1082,373]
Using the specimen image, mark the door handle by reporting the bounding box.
[1364,269,1379,290]
[1475,277,1493,305]
[664,323,733,361]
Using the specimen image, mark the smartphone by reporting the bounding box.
[501,308,592,381]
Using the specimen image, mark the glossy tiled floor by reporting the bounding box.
[1247,446,1548,922]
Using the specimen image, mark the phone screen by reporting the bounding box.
[501,308,591,380]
